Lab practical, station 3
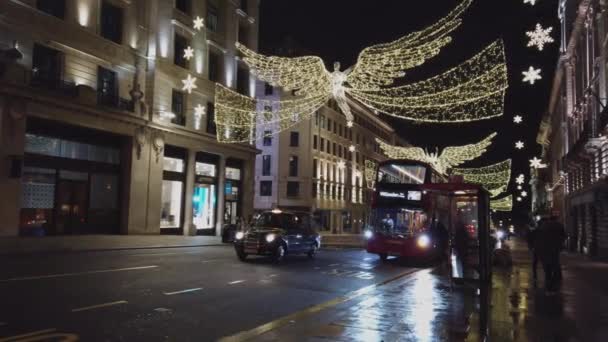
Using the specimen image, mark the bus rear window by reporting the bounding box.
[377,164,426,185]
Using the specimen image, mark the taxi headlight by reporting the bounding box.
[364,230,373,239]
[235,232,245,240]
[266,234,276,243]
[417,234,431,249]
[497,230,505,239]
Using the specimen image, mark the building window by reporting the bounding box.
[320,115,325,129]
[313,135,318,149]
[236,67,249,95]
[170,90,186,126]
[327,118,332,131]
[174,34,189,69]
[326,141,331,154]
[206,2,219,32]
[339,124,343,137]
[287,181,300,197]
[264,82,274,95]
[240,0,248,12]
[208,50,221,83]
[289,156,298,177]
[333,142,336,156]
[97,66,118,107]
[263,131,272,146]
[260,181,272,196]
[313,159,318,178]
[312,182,317,199]
[37,0,65,19]
[206,102,216,135]
[338,145,342,158]
[100,1,123,44]
[161,147,186,229]
[333,122,337,134]
[31,44,61,88]
[175,0,191,14]
[262,155,271,176]
[320,138,325,152]
[290,132,299,147]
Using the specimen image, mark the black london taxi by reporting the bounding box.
[233,210,321,262]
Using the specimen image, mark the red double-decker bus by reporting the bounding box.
[365,159,447,261]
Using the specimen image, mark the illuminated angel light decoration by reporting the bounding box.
[523,66,542,85]
[491,195,513,212]
[526,24,554,51]
[377,133,496,174]
[364,160,378,189]
[452,159,511,198]
[215,0,509,143]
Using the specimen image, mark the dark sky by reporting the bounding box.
[258,0,560,220]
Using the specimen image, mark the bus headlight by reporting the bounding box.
[417,234,431,249]
[266,234,276,243]
[235,232,245,240]
[364,230,373,239]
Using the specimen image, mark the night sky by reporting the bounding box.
[258,0,560,221]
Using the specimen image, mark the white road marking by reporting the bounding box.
[363,257,372,261]
[228,280,245,285]
[201,259,219,263]
[0,265,158,282]
[163,288,203,296]
[0,329,57,341]
[267,274,278,278]
[71,300,128,313]
[130,251,202,257]
[154,308,172,313]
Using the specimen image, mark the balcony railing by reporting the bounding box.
[97,91,134,112]
[29,75,78,97]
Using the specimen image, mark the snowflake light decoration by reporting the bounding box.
[517,197,523,202]
[517,185,522,190]
[524,0,537,6]
[515,141,524,149]
[215,0,509,143]
[183,46,194,60]
[515,174,525,185]
[530,157,547,169]
[521,191,528,197]
[349,145,356,153]
[193,17,204,31]
[514,115,523,124]
[193,104,206,130]
[182,74,197,94]
[523,67,542,85]
[526,24,554,51]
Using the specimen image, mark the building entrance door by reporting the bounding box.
[55,180,88,234]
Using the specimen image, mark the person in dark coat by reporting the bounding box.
[535,216,566,293]
[430,218,449,262]
[527,220,540,282]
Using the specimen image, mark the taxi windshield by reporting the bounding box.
[371,208,428,236]
[252,212,304,230]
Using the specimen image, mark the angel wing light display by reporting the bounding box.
[215,0,508,143]
[491,195,513,212]
[376,133,497,175]
[452,160,512,198]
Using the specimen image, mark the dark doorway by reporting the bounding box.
[55,179,88,234]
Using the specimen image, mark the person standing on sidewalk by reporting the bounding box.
[527,219,540,283]
[536,216,566,294]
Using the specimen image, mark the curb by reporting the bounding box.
[0,243,228,257]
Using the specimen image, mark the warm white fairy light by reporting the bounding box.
[530,157,547,169]
[183,46,194,60]
[524,0,537,6]
[182,74,197,94]
[193,104,206,130]
[377,133,497,174]
[346,121,353,128]
[526,24,554,51]
[517,185,522,190]
[515,141,524,149]
[452,159,511,198]
[517,196,523,202]
[491,195,513,212]
[522,67,542,85]
[193,17,204,31]
[514,115,523,124]
[215,1,509,143]
[349,145,356,153]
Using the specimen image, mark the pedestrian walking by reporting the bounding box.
[527,219,540,283]
[535,215,566,294]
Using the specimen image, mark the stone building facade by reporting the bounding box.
[0,0,260,237]
[536,0,608,258]
[253,81,399,234]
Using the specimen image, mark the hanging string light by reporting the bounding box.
[452,159,511,198]
[364,160,378,189]
[376,133,496,174]
[491,195,513,212]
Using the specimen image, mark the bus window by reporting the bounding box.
[371,208,428,236]
[377,163,426,185]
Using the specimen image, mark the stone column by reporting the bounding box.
[0,97,26,236]
[215,155,226,236]
[241,157,255,221]
[182,149,196,236]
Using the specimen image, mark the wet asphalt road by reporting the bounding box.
[0,245,420,341]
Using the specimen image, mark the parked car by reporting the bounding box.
[233,210,321,262]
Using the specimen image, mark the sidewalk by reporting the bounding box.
[223,238,608,341]
[0,235,223,255]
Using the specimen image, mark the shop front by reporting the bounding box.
[160,145,187,234]
[224,159,243,225]
[19,119,122,236]
[193,152,219,235]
